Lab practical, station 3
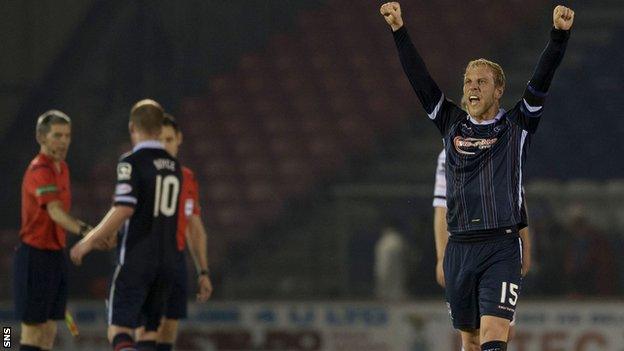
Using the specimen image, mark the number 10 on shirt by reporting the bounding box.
[154,175,180,217]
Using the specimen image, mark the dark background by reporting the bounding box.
[0,0,622,302]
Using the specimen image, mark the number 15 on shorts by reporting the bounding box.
[500,282,519,306]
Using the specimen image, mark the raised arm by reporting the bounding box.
[380,2,464,134]
[530,6,574,92]
[515,5,574,132]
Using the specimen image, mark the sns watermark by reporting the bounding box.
[3,327,10,348]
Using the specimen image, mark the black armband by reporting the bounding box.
[199,269,210,277]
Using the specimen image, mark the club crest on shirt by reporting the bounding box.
[460,123,473,136]
[453,136,498,155]
[117,162,132,180]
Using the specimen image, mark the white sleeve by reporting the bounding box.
[432,150,447,208]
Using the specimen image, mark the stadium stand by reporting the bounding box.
[1,0,623,301]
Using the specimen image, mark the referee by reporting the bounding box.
[14,110,92,351]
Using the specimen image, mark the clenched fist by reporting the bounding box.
[380,2,403,32]
[553,5,575,30]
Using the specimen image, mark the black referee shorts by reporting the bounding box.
[13,243,68,323]
[164,251,188,320]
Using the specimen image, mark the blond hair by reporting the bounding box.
[465,59,506,89]
[130,99,164,135]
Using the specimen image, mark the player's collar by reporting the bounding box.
[133,140,165,152]
[468,109,505,125]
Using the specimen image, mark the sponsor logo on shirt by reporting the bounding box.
[453,136,498,155]
[115,184,133,195]
[117,162,132,180]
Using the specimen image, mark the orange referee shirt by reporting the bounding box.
[176,166,201,251]
[19,153,71,250]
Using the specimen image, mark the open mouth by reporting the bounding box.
[468,95,480,106]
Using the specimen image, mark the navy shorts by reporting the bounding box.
[107,260,173,331]
[443,234,522,330]
[164,251,188,319]
[13,243,68,323]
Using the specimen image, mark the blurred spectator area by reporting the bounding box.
[2,0,624,300]
[61,0,547,268]
[171,0,543,251]
[2,181,623,300]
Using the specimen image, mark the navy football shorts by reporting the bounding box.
[443,234,522,330]
[137,252,187,328]
[107,261,173,331]
[13,243,68,323]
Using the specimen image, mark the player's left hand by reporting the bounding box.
[553,5,574,30]
[197,275,213,302]
[70,240,92,266]
[380,2,404,32]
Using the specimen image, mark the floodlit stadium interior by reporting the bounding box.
[1,1,623,350]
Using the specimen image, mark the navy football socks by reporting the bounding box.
[156,343,173,351]
[112,333,136,351]
[19,345,41,351]
[482,340,507,351]
[136,340,157,351]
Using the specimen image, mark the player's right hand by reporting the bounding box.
[380,2,404,32]
[435,260,445,288]
[92,233,117,251]
[70,240,91,266]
